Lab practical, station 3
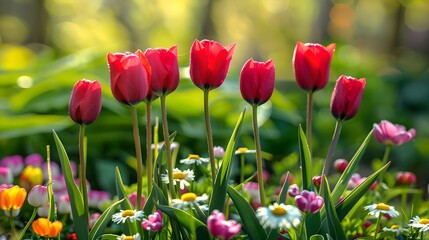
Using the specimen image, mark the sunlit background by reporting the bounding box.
[1,0,429,193]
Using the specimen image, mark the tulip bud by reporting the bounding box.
[207,210,241,240]
[190,39,235,90]
[19,166,43,191]
[144,46,180,96]
[107,50,151,105]
[69,79,102,125]
[213,146,225,159]
[292,42,335,91]
[330,75,366,120]
[142,210,164,232]
[396,171,416,185]
[312,176,322,187]
[28,185,48,208]
[334,159,348,173]
[240,59,275,106]
[288,184,300,197]
[128,191,146,210]
[373,120,416,146]
[295,190,324,213]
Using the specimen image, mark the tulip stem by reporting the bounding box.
[78,124,89,223]
[160,95,176,200]
[9,211,15,233]
[131,106,144,211]
[204,90,217,184]
[321,120,343,178]
[17,207,38,240]
[306,91,314,153]
[378,145,391,187]
[146,102,153,195]
[374,212,382,240]
[252,105,266,205]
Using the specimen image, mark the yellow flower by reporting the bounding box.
[31,218,63,238]
[19,165,44,190]
[0,185,27,211]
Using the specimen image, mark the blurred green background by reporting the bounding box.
[1,0,428,193]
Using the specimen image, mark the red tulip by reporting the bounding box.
[69,79,102,125]
[107,50,151,105]
[330,75,366,120]
[240,59,275,106]
[144,46,180,96]
[189,39,236,90]
[293,42,335,91]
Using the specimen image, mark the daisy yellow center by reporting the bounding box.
[188,154,200,159]
[121,210,135,218]
[181,193,197,202]
[123,237,135,240]
[271,206,287,216]
[419,219,429,224]
[375,203,390,211]
[173,172,186,180]
[391,225,400,229]
[236,147,248,153]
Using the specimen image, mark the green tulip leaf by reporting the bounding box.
[320,176,346,239]
[298,125,313,191]
[276,171,290,204]
[114,167,138,235]
[89,198,125,240]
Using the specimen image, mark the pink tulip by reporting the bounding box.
[207,210,241,240]
[295,190,324,213]
[28,185,48,208]
[373,120,416,146]
[142,210,163,232]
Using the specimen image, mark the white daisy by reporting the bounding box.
[364,203,399,218]
[171,192,209,211]
[234,147,256,155]
[256,203,301,230]
[180,154,209,165]
[161,168,194,190]
[409,216,429,233]
[117,233,141,240]
[382,225,408,235]
[112,209,144,224]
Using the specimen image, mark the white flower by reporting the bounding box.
[364,203,399,218]
[112,210,144,224]
[409,216,429,233]
[382,225,408,235]
[117,233,141,240]
[172,192,209,211]
[234,147,256,155]
[180,154,209,165]
[161,168,194,190]
[256,203,301,230]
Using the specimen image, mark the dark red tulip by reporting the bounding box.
[107,50,151,105]
[189,39,235,90]
[240,59,275,106]
[330,75,366,120]
[144,46,180,96]
[293,42,335,91]
[69,79,102,125]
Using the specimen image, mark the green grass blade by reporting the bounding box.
[335,162,390,221]
[114,167,137,235]
[298,125,313,190]
[331,129,373,203]
[320,176,346,239]
[276,172,290,204]
[89,198,125,240]
[227,185,267,240]
[209,109,245,213]
[52,130,88,239]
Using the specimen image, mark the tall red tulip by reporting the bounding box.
[330,75,366,120]
[107,50,151,105]
[189,39,236,90]
[144,46,180,96]
[293,42,335,91]
[240,59,275,106]
[69,79,102,125]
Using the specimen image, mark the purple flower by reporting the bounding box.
[142,210,163,232]
[213,146,225,159]
[295,190,324,213]
[288,184,300,197]
[373,120,416,146]
[25,154,44,168]
[0,167,13,184]
[0,155,24,176]
[207,210,241,240]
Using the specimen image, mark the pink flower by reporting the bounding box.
[0,155,24,176]
[288,184,300,197]
[142,210,163,232]
[396,171,416,185]
[28,185,48,208]
[207,210,241,240]
[89,213,101,229]
[128,191,146,210]
[58,194,71,214]
[295,190,324,213]
[312,176,322,187]
[0,167,13,184]
[243,182,260,203]
[373,120,416,146]
[25,154,44,168]
[88,190,110,209]
[334,159,348,173]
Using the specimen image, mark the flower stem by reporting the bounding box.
[252,105,266,205]
[17,207,38,240]
[374,213,382,239]
[240,154,245,183]
[160,95,176,200]
[9,210,15,233]
[131,106,144,211]
[381,145,391,167]
[78,124,89,223]
[204,90,216,184]
[306,91,314,152]
[321,120,343,178]
[146,101,153,195]
[299,212,308,240]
